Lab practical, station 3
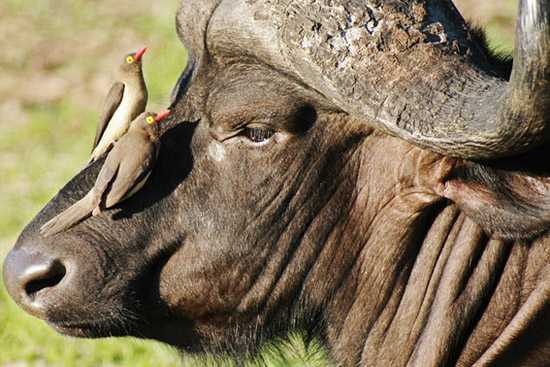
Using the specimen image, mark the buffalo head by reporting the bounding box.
[4,0,550,365]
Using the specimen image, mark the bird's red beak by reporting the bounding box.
[155,110,171,123]
[134,47,148,62]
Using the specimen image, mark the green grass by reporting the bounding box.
[0,306,182,367]
[0,1,516,366]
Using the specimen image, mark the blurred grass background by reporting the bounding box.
[0,0,517,366]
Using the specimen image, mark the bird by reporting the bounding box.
[40,110,171,237]
[90,47,149,162]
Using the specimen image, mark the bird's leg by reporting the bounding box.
[91,190,103,217]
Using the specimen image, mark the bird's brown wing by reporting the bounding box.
[103,135,157,208]
[40,192,96,237]
[92,82,125,150]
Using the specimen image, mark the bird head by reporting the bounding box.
[119,47,147,76]
[133,110,171,137]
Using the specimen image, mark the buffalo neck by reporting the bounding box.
[301,136,550,366]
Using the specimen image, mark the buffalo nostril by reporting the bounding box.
[22,260,66,299]
[3,248,68,317]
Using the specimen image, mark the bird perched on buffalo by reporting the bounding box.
[90,47,148,162]
[40,110,170,237]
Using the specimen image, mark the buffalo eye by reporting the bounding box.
[244,126,275,143]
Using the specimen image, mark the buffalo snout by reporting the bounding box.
[3,243,67,319]
[2,225,154,339]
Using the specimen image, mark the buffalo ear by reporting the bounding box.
[439,162,550,240]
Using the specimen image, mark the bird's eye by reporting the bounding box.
[126,56,135,64]
[244,126,275,143]
[146,116,155,124]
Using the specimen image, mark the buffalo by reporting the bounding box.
[3,0,550,366]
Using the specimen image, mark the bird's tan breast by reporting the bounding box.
[91,85,146,159]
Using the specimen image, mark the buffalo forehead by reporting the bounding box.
[206,65,308,125]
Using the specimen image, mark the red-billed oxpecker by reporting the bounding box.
[90,48,148,162]
[40,111,170,237]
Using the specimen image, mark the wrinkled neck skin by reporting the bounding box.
[318,150,550,367]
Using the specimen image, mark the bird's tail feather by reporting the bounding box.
[40,193,95,237]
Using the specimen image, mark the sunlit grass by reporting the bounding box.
[0,101,94,238]
[0,288,182,366]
